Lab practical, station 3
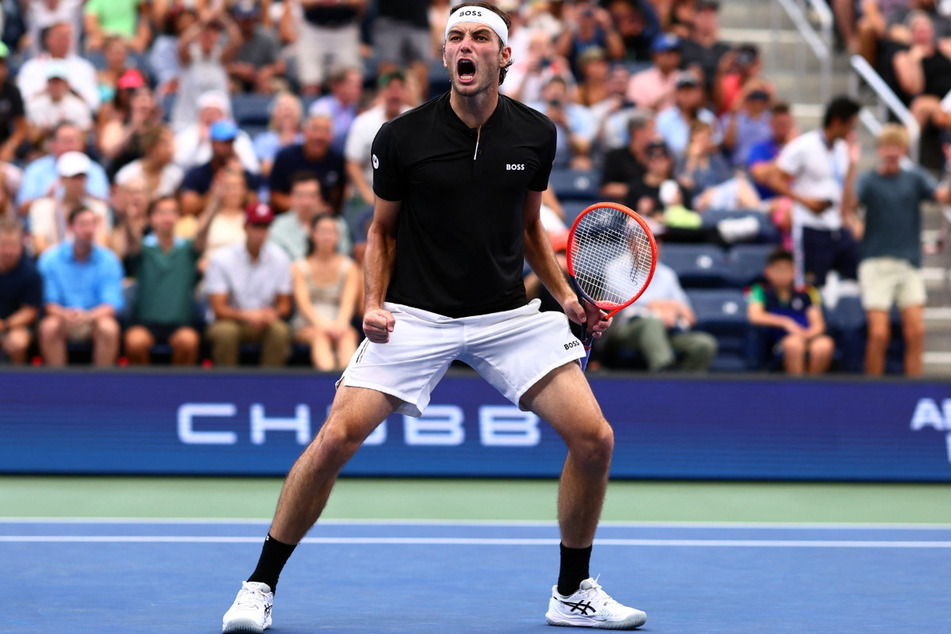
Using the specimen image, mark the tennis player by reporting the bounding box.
[222,3,646,631]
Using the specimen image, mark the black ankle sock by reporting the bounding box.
[248,533,297,592]
[557,543,592,596]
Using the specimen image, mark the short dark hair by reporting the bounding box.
[822,96,861,128]
[448,2,514,85]
[767,246,794,266]
[147,195,180,216]
[68,206,95,225]
[771,101,791,116]
[305,213,339,256]
[290,171,321,190]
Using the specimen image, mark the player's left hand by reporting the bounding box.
[564,298,612,338]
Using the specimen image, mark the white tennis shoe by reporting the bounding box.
[222,581,273,633]
[546,577,646,630]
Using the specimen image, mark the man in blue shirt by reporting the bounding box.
[37,207,124,365]
[268,111,345,214]
[0,218,42,363]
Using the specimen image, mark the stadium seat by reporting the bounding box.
[687,288,757,371]
[825,295,905,374]
[548,168,601,201]
[726,243,774,287]
[231,94,273,128]
[560,200,596,226]
[660,243,730,289]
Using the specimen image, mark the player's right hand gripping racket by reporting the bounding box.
[566,202,658,371]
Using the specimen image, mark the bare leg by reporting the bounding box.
[124,326,154,365]
[268,386,402,544]
[170,327,201,365]
[901,304,925,376]
[864,310,890,375]
[92,316,120,366]
[521,362,613,549]
[780,334,806,375]
[38,315,67,366]
[807,335,835,374]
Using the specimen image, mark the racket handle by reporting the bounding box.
[579,328,594,372]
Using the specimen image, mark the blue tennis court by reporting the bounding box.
[4,519,950,632]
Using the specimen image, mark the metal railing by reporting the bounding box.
[770,0,833,104]
[848,54,921,162]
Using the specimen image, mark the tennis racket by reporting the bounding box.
[566,202,658,371]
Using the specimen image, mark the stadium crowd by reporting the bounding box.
[0,0,941,376]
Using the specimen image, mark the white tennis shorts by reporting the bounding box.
[338,300,586,417]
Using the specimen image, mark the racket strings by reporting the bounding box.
[569,208,654,309]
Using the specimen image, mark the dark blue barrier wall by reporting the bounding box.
[1,369,950,481]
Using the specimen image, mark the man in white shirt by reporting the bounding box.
[769,96,861,286]
[25,62,93,139]
[17,22,99,111]
[173,90,259,174]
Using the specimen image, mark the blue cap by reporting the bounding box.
[210,119,239,142]
[651,33,681,54]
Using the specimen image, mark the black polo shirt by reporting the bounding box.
[0,255,43,320]
[372,93,556,318]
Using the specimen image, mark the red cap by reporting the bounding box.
[245,202,274,226]
[116,69,145,90]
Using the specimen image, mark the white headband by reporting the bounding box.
[445,7,509,47]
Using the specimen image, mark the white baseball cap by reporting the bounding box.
[57,151,92,177]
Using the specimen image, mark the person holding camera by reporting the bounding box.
[529,75,596,170]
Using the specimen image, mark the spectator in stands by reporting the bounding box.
[529,75,595,169]
[253,92,304,178]
[25,62,94,141]
[601,241,718,371]
[295,0,367,96]
[227,1,284,94]
[0,167,16,220]
[599,109,654,203]
[37,206,124,366]
[174,91,259,174]
[199,167,253,270]
[626,32,682,112]
[503,28,576,105]
[204,202,293,367]
[655,70,720,158]
[269,111,345,214]
[148,5,195,96]
[95,69,149,158]
[170,6,241,132]
[720,83,773,169]
[0,218,42,364]
[16,122,110,215]
[93,36,137,108]
[373,1,432,103]
[679,0,730,94]
[679,120,761,213]
[23,0,83,57]
[98,83,161,171]
[180,119,259,220]
[715,44,773,115]
[624,139,693,220]
[893,12,951,131]
[747,102,798,248]
[108,174,149,267]
[769,96,861,287]
[18,22,100,112]
[747,247,834,375]
[605,0,660,62]
[589,63,635,154]
[119,196,213,366]
[848,124,950,376]
[556,1,626,75]
[269,169,354,263]
[0,42,27,163]
[114,124,183,201]
[291,213,361,371]
[308,67,363,157]
[883,0,951,44]
[29,151,111,255]
[573,46,612,108]
[83,0,151,53]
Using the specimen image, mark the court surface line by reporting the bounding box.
[3,535,951,548]
[4,517,951,529]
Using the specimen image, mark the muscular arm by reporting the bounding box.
[361,197,401,342]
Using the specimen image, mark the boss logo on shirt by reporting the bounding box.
[506,163,525,171]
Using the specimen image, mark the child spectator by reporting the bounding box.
[849,124,950,376]
[290,213,361,371]
[0,218,42,364]
[37,207,124,366]
[747,247,834,375]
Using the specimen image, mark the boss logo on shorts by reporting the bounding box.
[564,340,580,351]
[506,163,525,171]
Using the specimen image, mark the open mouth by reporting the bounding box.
[457,59,476,82]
